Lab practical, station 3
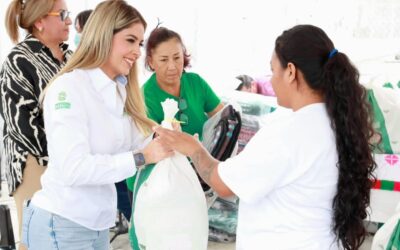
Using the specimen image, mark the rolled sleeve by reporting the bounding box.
[115,151,136,176]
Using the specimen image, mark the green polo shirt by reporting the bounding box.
[142,72,220,139]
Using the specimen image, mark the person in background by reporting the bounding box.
[253,75,276,96]
[21,1,172,249]
[74,9,92,47]
[236,74,275,96]
[0,1,72,248]
[155,24,377,250]
[235,74,257,93]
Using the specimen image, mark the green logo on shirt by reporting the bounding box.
[55,102,71,110]
[58,91,67,101]
[55,91,71,110]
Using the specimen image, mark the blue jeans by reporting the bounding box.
[22,204,109,250]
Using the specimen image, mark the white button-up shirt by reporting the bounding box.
[31,68,150,230]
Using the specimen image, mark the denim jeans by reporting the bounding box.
[22,204,109,250]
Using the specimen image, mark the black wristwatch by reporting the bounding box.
[133,151,146,168]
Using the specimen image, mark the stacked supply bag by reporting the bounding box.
[366,76,400,154]
[130,99,208,250]
[202,91,277,242]
[365,74,400,237]
[221,91,277,154]
[202,104,242,242]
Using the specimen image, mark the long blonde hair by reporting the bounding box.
[5,0,55,43]
[55,0,155,135]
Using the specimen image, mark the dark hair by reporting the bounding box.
[235,74,254,91]
[275,24,377,249]
[145,27,190,71]
[74,9,93,32]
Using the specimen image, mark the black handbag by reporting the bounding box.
[209,105,241,161]
[0,205,16,250]
[199,104,241,191]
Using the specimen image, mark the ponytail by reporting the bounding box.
[275,25,377,250]
[5,0,55,44]
[5,0,22,43]
[322,52,377,250]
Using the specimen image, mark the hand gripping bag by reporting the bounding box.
[133,98,208,250]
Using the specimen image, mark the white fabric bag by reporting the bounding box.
[134,98,209,250]
[371,202,400,249]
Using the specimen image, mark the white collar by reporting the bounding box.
[86,68,126,116]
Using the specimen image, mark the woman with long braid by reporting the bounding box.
[154,24,377,250]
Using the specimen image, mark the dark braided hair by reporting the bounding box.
[274,24,377,249]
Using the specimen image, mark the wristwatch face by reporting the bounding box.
[134,152,145,167]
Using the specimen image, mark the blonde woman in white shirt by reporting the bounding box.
[21,1,172,249]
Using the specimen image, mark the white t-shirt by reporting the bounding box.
[219,103,339,250]
[32,68,150,230]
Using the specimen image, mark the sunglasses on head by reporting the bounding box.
[47,10,71,22]
[177,98,189,126]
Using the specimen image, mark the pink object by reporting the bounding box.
[254,75,275,96]
[385,154,399,166]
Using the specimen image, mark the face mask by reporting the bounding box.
[74,33,81,47]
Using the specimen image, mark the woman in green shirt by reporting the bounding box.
[142,27,223,139]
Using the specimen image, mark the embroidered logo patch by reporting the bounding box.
[58,91,66,101]
[55,91,71,110]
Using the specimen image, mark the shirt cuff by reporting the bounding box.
[115,151,136,177]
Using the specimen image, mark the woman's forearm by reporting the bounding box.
[190,148,234,197]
